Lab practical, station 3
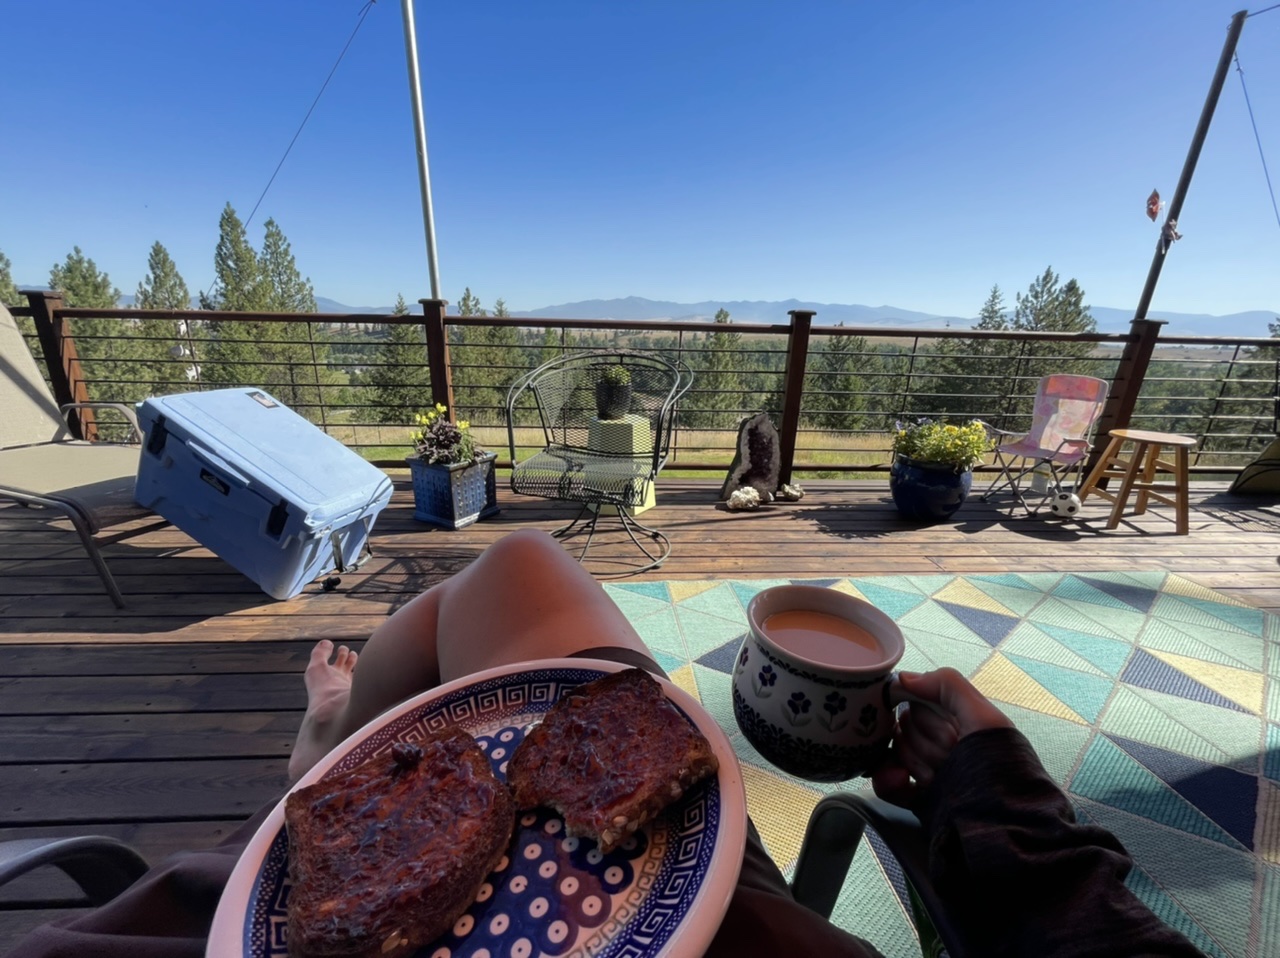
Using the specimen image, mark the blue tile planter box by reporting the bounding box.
[407,452,500,529]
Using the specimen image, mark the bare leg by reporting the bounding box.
[289,529,651,779]
[288,640,358,781]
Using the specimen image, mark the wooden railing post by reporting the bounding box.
[419,298,455,415]
[22,289,97,440]
[1086,317,1165,477]
[778,309,814,485]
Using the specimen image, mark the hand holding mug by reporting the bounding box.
[873,668,1015,808]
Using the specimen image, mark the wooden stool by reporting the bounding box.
[1077,428,1196,535]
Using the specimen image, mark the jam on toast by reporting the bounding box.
[284,726,515,958]
[506,667,719,853]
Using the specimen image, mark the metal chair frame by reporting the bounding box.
[791,791,967,958]
[506,350,692,576]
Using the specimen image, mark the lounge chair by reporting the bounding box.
[0,302,151,607]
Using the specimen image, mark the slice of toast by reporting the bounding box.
[284,726,515,958]
[506,667,719,853]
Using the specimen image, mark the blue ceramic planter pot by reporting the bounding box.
[889,456,972,523]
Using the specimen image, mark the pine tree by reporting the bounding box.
[370,293,431,424]
[134,241,191,392]
[807,327,870,430]
[449,287,488,420]
[691,308,745,429]
[136,241,191,310]
[257,218,330,418]
[47,248,135,408]
[201,204,269,389]
[1,249,37,341]
[0,250,19,306]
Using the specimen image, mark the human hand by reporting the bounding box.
[872,668,1013,809]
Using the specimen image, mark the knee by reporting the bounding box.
[475,528,562,574]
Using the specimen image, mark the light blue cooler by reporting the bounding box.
[134,388,394,599]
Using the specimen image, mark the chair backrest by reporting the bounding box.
[507,349,692,469]
[1024,374,1110,450]
[0,302,68,449]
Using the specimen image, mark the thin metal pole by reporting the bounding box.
[1134,9,1247,320]
[401,0,441,300]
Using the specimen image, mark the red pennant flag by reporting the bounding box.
[1146,189,1161,221]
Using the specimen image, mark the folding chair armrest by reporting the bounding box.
[61,402,142,441]
[791,792,968,957]
[973,419,1017,439]
[0,836,149,906]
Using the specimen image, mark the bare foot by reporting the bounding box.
[288,639,359,781]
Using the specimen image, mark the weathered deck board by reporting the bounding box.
[2,478,1278,948]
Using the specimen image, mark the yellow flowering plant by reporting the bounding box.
[891,418,990,472]
[410,403,479,465]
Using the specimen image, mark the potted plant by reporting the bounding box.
[595,364,633,420]
[406,404,499,529]
[888,418,991,522]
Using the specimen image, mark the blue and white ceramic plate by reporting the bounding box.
[208,658,747,958]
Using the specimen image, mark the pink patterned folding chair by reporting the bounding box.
[979,374,1110,514]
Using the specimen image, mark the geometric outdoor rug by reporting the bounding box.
[602,572,1280,958]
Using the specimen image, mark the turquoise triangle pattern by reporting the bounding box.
[1054,574,1154,613]
[1110,735,1257,849]
[854,581,930,620]
[651,649,684,676]
[1005,654,1115,722]
[1124,867,1230,958]
[1168,596,1266,637]
[793,577,841,588]
[1028,597,1133,642]
[1074,574,1159,613]
[1267,724,1280,782]
[849,575,936,596]
[1037,624,1133,676]
[1069,736,1243,849]
[730,580,786,611]
[606,581,671,602]
[970,573,1050,592]
[1152,594,1264,637]
[961,578,1047,616]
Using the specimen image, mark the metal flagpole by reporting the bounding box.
[401,0,441,300]
[1133,9,1247,320]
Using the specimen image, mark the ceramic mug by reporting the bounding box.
[732,585,909,782]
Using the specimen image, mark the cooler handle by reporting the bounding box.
[187,439,252,489]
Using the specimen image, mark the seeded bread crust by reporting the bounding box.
[284,726,515,958]
[506,668,719,852]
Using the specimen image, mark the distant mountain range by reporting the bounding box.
[112,293,1276,339]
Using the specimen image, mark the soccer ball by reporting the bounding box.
[1049,492,1082,518]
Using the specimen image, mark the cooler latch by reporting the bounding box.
[267,498,289,539]
[146,415,168,455]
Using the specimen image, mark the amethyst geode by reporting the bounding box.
[719,412,781,502]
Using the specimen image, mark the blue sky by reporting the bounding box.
[4,1,1278,317]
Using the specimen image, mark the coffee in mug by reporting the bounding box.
[733,585,904,781]
[760,610,888,666]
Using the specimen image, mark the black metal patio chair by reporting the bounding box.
[505,349,692,576]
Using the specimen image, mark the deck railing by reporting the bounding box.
[13,290,1279,480]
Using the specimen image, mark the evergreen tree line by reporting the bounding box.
[3,234,1276,455]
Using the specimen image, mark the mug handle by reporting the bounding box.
[886,673,950,719]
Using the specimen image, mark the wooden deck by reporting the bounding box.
[2,478,1279,947]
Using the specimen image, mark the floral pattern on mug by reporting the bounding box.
[737,646,749,674]
[818,691,849,732]
[855,703,878,737]
[784,691,812,726]
[754,663,777,697]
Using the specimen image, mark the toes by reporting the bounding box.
[309,639,335,667]
[347,650,358,672]
[334,645,356,673]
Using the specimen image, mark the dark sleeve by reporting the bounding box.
[919,727,1206,958]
